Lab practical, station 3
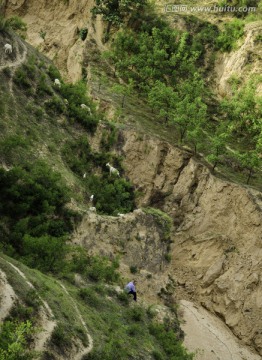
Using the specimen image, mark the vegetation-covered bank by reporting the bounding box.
[91,0,262,189]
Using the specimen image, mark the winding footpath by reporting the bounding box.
[59,282,94,359]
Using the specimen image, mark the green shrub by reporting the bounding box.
[116,291,129,305]
[50,324,72,349]
[44,96,65,115]
[215,19,244,52]
[164,253,172,263]
[127,306,145,322]
[60,82,98,133]
[79,27,88,41]
[0,134,31,163]
[130,265,138,274]
[13,68,31,88]
[126,323,143,336]
[0,162,73,259]
[78,287,102,308]
[22,235,67,273]
[47,65,61,81]
[149,323,193,359]
[36,74,53,96]
[87,175,135,216]
[143,208,172,241]
[86,256,120,283]
[7,16,27,32]
[0,320,35,360]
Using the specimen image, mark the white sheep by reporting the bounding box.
[80,104,91,114]
[106,163,120,177]
[54,78,61,88]
[4,43,12,54]
[89,207,96,212]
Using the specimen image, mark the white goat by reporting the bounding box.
[80,104,91,114]
[83,173,86,179]
[90,194,94,202]
[117,213,125,217]
[54,78,61,88]
[89,207,96,212]
[106,163,120,177]
[4,43,12,54]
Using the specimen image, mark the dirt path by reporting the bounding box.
[0,269,17,321]
[0,36,28,94]
[2,260,56,353]
[59,282,93,359]
[179,300,261,360]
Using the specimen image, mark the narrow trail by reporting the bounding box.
[0,269,17,322]
[0,36,28,95]
[180,300,261,360]
[59,282,94,359]
[1,259,56,353]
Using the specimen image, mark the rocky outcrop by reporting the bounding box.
[4,0,104,82]
[214,21,262,96]
[74,209,171,273]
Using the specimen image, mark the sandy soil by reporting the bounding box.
[179,300,261,360]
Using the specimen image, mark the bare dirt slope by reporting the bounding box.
[180,300,261,360]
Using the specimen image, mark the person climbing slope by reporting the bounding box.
[125,280,137,301]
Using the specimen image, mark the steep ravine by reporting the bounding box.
[122,129,262,356]
[2,0,262,357]
[85,126,262,357]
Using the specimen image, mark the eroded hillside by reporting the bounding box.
[1,0,262,359]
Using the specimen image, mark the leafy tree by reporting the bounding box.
[206,125,229,171]
[112,79,134,108]
[91,0,147,39]
[215,19,244,51]
[0,162,72,253]
[0,320,35,360]
[220,77,262,148]
[87,175,135,215]
[148,81,178,123]
[234,149,261,184]
[22,235,67,272]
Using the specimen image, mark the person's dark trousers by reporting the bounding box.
[128,290,137,301]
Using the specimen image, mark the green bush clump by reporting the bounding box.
[13,67,31,88]
[87,175,135,216]
[47,65,61,81]
[0,162,75,268]
[44,96,65,115]
[215,19,244,51]
[78,287,102,308]
[79,27,88,41]
[0,134,31,164]
[149,322,194,360]
[86,256,120,283]
[143,208,172,241]
[36,74,53,96]
[22,235,67,272]
[50,324,72,349]
[60,82,98,133]
[68,249,120,283]
[0,320,36,360]
[6,16,27,32]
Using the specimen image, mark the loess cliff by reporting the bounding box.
[1,0,262,359]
